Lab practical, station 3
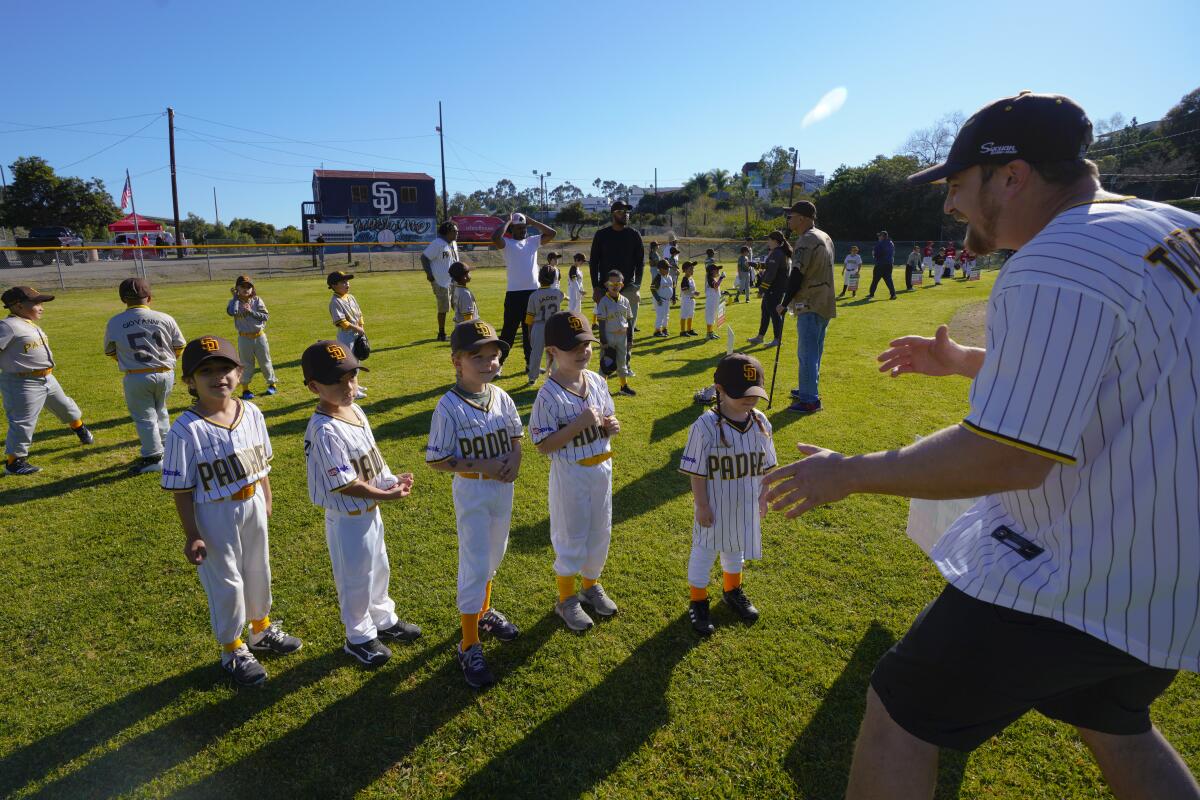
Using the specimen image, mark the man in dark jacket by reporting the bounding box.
[868,230,897,300]
[589,200,644,368]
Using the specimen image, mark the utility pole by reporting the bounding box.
[787,148,800,207]
[213,187,220,227]
[0,164,10,241]
[167,107,183,258]
[533,169,551,214]
[437,101,449,223]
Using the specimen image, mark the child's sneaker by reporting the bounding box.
[344,637,391,666]
[240,390,255,400]
[264,384,278,396]
[378,619,422,642]
[618,385,637,396]
[5,457,39,476]
[248,622,303,655]
[555,595,594,632]
[222,645,267,687]
[457,642,495,689]
[707,332,719,340]
[75,425,94,445]
[689,599,715,636]
[578,584,618,617]
[479,608,519,641]
[722,587,760,622]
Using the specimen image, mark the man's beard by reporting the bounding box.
[963,189,1000,255]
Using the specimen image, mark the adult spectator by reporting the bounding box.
[492,212,556,369]
[420,220,459,342]
[589,201,644,368]
[776,201,834,414]
[867,230,897,299]
[761,91,1200,800]
[747,230,791,347]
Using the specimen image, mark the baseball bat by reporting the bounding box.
[767,304,785,409]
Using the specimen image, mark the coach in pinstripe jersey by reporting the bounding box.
[762,91,1200,799]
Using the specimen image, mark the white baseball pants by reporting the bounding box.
[549,458,612,579]
[194,490,272,645]
[123,371,173,457]
[324,506,398,644]
[687,543,745,589]
[680,295,695,322]
[453,477,514,613]
[654,299,670,330]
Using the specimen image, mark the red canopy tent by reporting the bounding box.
[108,214,163,233]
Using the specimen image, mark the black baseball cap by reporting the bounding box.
[545,310,598,350]
[181,335,242,377]
[714,352,769,400]
[538,265,559,285]
[448,261,471,283]
[302,340,369,384]
[785,201,817,218]
[326,270,354,286]
[235,274,254,288]
[118,277,151,301]
[450,319,510,356]
[2,286,55,308]
[908,91,1093,185]
[610,200,632,211]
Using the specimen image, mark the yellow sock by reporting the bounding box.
[69,419,83,430]
[6,455,14,464]
[222,638,244,653]
[689,585,708,602]
[582,577,598,590]
[461,612,480,650]
[680,322,687,334]
[723,571,742,592]
[556,574,576,602]
[250,616,271,634]
[620,377,628,387]
[706,324,713,334]
[481,580,493,614]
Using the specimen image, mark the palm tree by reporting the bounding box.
[684,172,711,199]
[709,168,731,196]
[734,174,755,237]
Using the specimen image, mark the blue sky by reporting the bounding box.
[3,0,1196,228]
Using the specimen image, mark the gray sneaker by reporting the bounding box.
[221,645,267,687]
[747,336,764,345]
[578,583,618,617]
[555,595,594,632]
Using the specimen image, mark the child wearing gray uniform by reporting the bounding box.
[524,266,565,385]
[226,274,277,399]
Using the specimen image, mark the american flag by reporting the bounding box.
[119,175,132,211]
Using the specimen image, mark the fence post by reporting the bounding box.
[205,247,213,281]
[54,251,65,289]
[265,246,273,279]
[366,247,373,272]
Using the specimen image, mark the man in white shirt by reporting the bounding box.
[420,220,460,342]
[491,212,557,372]
[761,91,1200,800]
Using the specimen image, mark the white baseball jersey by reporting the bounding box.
[0,315,53,373]
[426,385,523,466]
[567,273,584,313]
[450,284,476,323]
[329,292,363,330]
[651,273,673,304]
[161,400,273,503]
[843,254,862,277]
[680,408,776,558]
[530,371,615,464]
[525,286,565,324]
[226,296,269,335]
[304,404,397,514]
[933,198,1200,671]
[104,306,185,371]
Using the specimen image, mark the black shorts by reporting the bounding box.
[871,585,1178,752]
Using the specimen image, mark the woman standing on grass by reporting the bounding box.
[748,231,791,347]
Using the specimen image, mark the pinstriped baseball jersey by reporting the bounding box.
[525,287,564,324]
[161,400,273,502]
[226,296,269,334]
[304,404,396,513]
[329,292,363,330]
[0,315,53,372]
[529,370,615,464]
[933,198,1200,670]
[679,409,776,557]
[426,385,523,464]
[104,306,186,371]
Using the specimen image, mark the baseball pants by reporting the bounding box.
[324,506,398,644]
[687,543,745,588]
[194,490,272,646]
[453,477,514,614]
[669,268,680,301]
[335,328,358,350]
[620,286,640,366]
[604,330,631,378]
[705,291,721,327]
[922,256,933,275]
[680,295,696,323]
[237,334,277,386]
[654,299,669,330]
[549,458,612,579]
[123,371,173,457]
[1,372,82,458]
[736,272,751,300]
[527,322,547,383]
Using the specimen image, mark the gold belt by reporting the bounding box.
[126,366,172,375]
[214,481,257,501]
[347,503,379,516]
[578,452,612,467]
[239,331,263,338]
[14,368,52,378]
[458,472,497,481]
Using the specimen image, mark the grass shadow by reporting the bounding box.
[648,400,708,444]
[174,616,560,799]
[452,614,696,799]
[0,462,131,504]
[783,622,968,800]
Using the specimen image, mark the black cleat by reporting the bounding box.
[479,608,520,641]
[248,622,303,655]
[222,645,267,687]
[377,619,422,642]
[689,599,715,637]
[5,457,40,476]
[75,425,94,445]
[618,385,637,396]
[344,637,391,666]
[723,587,760,622]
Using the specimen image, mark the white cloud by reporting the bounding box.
[801,87,848,129]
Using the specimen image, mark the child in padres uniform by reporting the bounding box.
[567,254,586,315]
[678,261,699,336]
[594,271,636,396]
[426,320,524,688]
[448,261,477,324]
[327,270,368,398]
[162,335,301,686]
[531,311,623,632]
[0,286,94,476]
[679,353,777,636]
[704,262,725,340]
[651,260,673,338]
[104,277,185,475]
[524,266,564,386]
[302,341,421,667]
[735,246,753,303]
[226,274,277,399]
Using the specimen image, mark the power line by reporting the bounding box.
[0,112,162,134]
[1089,127,1198,155]
[60,114,165,169]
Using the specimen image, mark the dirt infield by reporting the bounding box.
[949,300,987,347]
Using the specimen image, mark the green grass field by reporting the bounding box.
[1,268,1196,799]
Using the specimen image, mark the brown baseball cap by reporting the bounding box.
[235,274,254,288]
[785,201,817,219]
[181,335,242,377]
[450,319,509,356]
[545,310,598,350]
[714,352,769,399]
[302,340,369,384]
[2,286,55,308]
[448,261,471,283]
[326,270,354,286]
[119,277,151,301]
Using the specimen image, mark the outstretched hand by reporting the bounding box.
[876,324,966,378]
[759,443,850,518]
